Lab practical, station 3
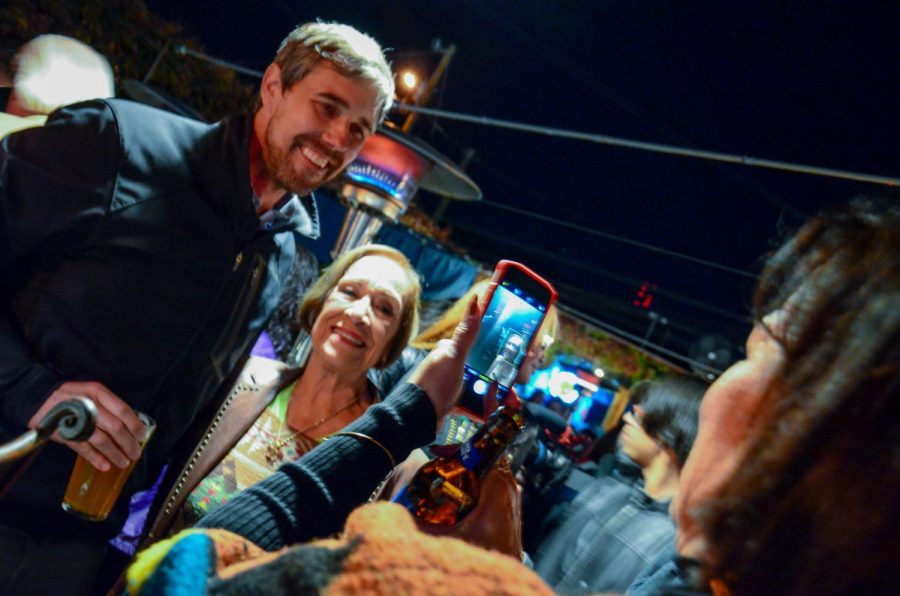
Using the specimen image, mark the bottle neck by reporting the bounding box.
[458,407,524,476]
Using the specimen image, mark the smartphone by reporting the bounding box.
[458,261,558,417]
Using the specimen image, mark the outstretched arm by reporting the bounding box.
[197,296,484,549]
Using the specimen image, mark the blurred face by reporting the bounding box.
[515,335,553,385]
[619,406,661,467]
[671,315,786,558]
[310,255,409,373]
[260,62,378,195]
[499,335,523,359]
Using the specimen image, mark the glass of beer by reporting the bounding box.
[61,412,155,521]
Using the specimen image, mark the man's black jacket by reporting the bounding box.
[0,99,318,540]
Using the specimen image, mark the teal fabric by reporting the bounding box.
[140,534,215,596]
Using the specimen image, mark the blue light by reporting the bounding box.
[345,160,420,203]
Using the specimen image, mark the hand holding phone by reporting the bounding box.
[458,261,557,417]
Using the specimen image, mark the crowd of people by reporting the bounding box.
[1,19,897,596]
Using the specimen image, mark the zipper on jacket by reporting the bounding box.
[150,381,252,537]
[211,254,265,380]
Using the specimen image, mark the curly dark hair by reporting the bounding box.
[699,197,900,595]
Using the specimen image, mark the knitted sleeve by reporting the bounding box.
[196,382,437,550]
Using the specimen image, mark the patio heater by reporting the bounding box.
[331,125,481,256]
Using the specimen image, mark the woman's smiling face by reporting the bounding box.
[310,254,409,373]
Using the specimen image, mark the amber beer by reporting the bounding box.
[393,406,524,525]
[62,412,155,521]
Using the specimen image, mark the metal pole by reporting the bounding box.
[402,45,457,133]
[143,43,170,84]
[433,147,476,223]
[640,311,668,350]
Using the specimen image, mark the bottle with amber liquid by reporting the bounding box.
[393,405,525,525]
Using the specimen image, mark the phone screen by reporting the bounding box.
[459,275,549,414]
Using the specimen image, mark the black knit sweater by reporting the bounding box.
[197,383,436,550]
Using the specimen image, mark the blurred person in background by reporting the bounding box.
[0,33,113,137]
[532,375,707,594]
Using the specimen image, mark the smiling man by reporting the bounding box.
[251,24,392,209]
[0,21,393,594]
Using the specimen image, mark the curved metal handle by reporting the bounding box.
[0,397,98,465]
[36,396,98,442]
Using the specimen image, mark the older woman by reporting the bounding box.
[144,244,420,539]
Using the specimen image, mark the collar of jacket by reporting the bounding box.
[193,114,320,245]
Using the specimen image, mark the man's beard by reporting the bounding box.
[263,125,341,196]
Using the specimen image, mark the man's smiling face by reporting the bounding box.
[260,61,379,196]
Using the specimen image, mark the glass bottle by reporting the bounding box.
[393,406,525,525]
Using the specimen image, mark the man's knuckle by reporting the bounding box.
[112,402,135,421]
[91,432,112,449]
[106,417,126,434]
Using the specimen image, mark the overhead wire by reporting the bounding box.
[459,0,807,219]
[427,114,759,280]
[449,220,753,324]
[394,103,900,187]
[481,198,758,279]
[555,303,724,376]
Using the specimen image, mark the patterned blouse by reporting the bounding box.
[181,381,321,525]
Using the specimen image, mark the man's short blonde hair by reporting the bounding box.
[272,21,394,126]
[13,34,114,115]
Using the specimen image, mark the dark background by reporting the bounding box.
[143,0,899,371]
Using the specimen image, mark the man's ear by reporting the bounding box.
[259,63,284,113]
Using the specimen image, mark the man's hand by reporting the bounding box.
[28,381,145,472]
[408,295,482,420]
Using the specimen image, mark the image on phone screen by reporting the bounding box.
[460,278,547,413]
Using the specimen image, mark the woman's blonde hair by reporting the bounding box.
[298,244,420,367]
[411,279,489,350]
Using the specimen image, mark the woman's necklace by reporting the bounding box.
[264,396,362,466]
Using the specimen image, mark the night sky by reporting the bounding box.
[146,0,899,370]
